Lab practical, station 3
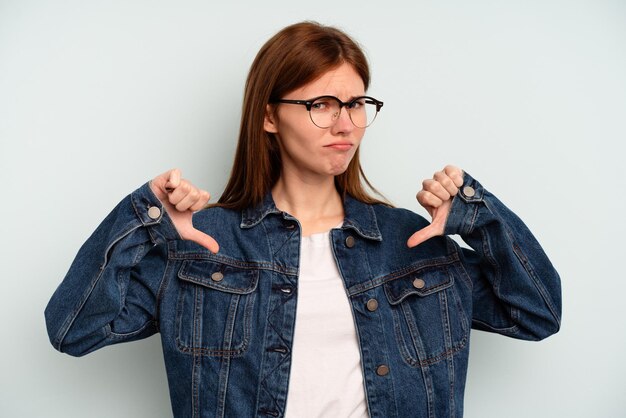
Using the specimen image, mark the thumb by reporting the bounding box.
[407,200,452,248]
[186,228,220,254]
[407,224,438,248]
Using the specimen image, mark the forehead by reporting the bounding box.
[289,63,365,99]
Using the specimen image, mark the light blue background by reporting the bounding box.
[1,1,624,417]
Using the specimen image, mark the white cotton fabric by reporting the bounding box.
[284,229,369,418]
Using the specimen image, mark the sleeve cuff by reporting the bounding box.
[131,182,181,242]
[444,172,484,236]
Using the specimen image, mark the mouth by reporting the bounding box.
[324,142,353,151]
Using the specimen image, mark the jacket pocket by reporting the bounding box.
[384,262,469,367]
[175,260,258,357]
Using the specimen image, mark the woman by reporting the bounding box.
[45,22,561,417]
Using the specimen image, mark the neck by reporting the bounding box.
[271,173,344,236]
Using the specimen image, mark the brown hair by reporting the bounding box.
[216,21,388,209]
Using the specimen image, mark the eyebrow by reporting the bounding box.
[310,94,364,101]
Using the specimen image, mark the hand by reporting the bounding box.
[407,165,464,248]
[150,168,219,253]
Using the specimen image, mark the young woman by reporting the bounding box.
[45,22,561,418]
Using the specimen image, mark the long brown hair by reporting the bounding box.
[216,21,388,210]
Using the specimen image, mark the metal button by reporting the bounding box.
[462,186,476,197]
[345,236,355,248]
[376,365,390,376]
[147,206,161,219]
[413,278,426,289]
[366,299,379,312]
[211,272,224,282]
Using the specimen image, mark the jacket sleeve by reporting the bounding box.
[44,182,180,356]
[444,172,562,341]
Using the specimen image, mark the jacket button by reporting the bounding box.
[376,365,390,376]
[147,206,161,219]
[211,272,224,282]
[366,299,378,312]
[345,236,355,248]
[462,186,476,197]
[413,278,425,289]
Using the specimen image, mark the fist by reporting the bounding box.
[407,165,464,248]
[150,168,219,253]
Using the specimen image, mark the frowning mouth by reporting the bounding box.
[324,142,353,151]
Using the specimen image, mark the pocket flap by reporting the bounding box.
[384,265,453,305]
[178,260,259,294]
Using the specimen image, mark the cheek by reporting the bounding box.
[278,116,323,148]
[279,125,323,154]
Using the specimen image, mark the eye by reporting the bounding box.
[311,100,330,111]
[348,98,366,110]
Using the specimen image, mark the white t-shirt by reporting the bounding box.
[284,229,369,418]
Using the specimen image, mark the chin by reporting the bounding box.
[328,156,354,176]
[328,165,350,176]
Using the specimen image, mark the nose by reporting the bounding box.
[330,106,355,135]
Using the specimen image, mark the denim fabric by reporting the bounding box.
[45,172,561,418]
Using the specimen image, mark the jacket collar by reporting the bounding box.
[241,192,382,241]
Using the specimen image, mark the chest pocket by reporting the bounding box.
[384,263,469,367]
[176,260,258,357]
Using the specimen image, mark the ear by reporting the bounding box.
[264,104,278,133]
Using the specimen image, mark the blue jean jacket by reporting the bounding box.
[45,173,561,417]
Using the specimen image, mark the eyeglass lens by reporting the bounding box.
[309,97,379,128]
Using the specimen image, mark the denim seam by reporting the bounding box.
[393,295,468,368]
[191,337,201,418]
[216,294,238,417]
[401,302,435,418]
[477,224,518,330]
[271,227,299,259]
[392,306,418,365]
[451,285,470,334]
[154,257,176,330]
[463,201,480,236]
[511,241,562,328]
[472,318,519,334]
[347,254,460,296]
[440,290,456,418]
[106,320,155,339]
[53,224,142,349]
[255,247,295,416]
[168,251,298,276]
[178,261,259,294]
[386,275,454,305]
[174,290,255,357]
[452,254,474,292]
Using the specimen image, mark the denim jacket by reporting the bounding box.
[45,172,561,418]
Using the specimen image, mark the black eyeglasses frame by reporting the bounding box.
[270,95,384,128]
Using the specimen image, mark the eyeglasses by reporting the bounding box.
[271,95,384,129]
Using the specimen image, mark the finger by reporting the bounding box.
[167,180,193,206]
[433,171,459,197]
[417,189,444,209]
[189,190,211,212]
[175,189,209,212]
[407,224,437,248]
[431,179,452,201]
[165,168,182,191]
[151,168,179,199]
[186,228,220,253]
[174,188,201,212]
[444,165,464,188]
